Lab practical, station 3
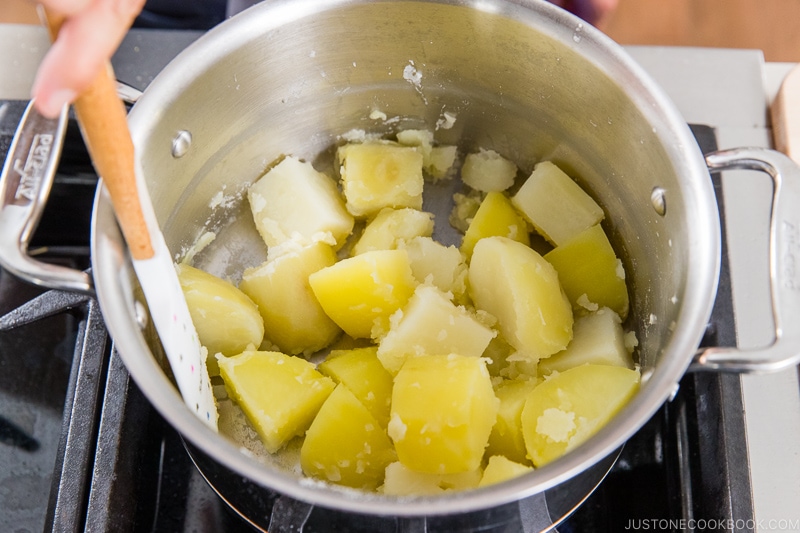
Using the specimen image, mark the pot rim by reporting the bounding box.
[91,0,721,516]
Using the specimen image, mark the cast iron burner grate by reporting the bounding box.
[0,102,754,532]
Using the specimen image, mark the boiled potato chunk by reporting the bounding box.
[248,156,354,248]
[396,128,433,147]
[382,462,482,495]
[521,364,640,467]
[239,242,341,356]
[388,354,498,474]
[449,190,482,233]
[352,207,434,256]
[501,357,541,383]
[544,224,630,320]
[401,236,468,298]
[377,284,496,374]
[538,307,634,375]
[396,129,434,167]
[461,149,518,192]
[427,146,458,180]
[300,384,396,490]
[511,161,604,246]
[308,249,417,339]
[487,379,540,464]
[469,236,573,361]
[338,142,424,217]
[216,350,335,453]
[317,346,393,427]
[176,263,264,357]
[461,191,530,258]
[478,455,533,487]
[395,129,457,180]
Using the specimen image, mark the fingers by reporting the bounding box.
[548,0,618,25]
[593,0,619,21]
[31,0,145,118]
[36,0,95,17]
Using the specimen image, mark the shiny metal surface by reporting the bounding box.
[115,81,143,105]
[0,100,93,293]
[90,0,723,516]
[185,437,619,531]
[692,147,800,372]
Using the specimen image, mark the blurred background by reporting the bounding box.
[2,0,799,62]
[602,0,800,62]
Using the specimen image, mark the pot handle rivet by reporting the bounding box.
[650,186,667,216]
[171,130,192,158]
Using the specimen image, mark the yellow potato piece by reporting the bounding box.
[317,346,393,427]
[427,146,458,181]
[247,156,354,248]
[401,236,468,298]
[544,224,630,320]
[461,149,518,192]
[538,307,634,375]
[449,190,482,233]
[521,364,640,467]
[469,236,573,361]
[395,129,434,167]
[511,161,604,246]
[382,462,482,495]
[486,379,540,465]
[461,191,530,258]
[216,350,335,453]
[308,249,417,339]
[478,455,533,487]
[394,129,457,180]
[377,284,496,374]
[176,263,264,357]
[301,384,396,490]
[389,354,498,474]
[338,142,424,217]
[239,242,341,356]
[352,207,434,256]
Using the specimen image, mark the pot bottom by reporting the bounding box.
[184,439,619,532]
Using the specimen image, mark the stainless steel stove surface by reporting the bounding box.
[1,25,798,533]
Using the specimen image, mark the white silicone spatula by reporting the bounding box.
[43,11,218,430]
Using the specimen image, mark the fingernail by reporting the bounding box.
[38,88,76,118]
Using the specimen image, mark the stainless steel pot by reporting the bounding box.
[3,0,800,519]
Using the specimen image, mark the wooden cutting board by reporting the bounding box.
[771,63,800,162]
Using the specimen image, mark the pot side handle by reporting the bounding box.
[692,147,800,372]
[0,100,94,294]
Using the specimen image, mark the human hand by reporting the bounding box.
[549,0,619,27]
[30,0,146,118]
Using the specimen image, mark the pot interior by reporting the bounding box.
[94,0,720,516]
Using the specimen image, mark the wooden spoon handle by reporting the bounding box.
[43,10,154,261]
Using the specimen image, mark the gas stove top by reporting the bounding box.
[1,24,798,532]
